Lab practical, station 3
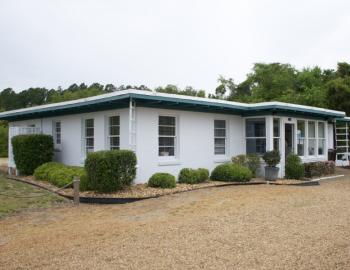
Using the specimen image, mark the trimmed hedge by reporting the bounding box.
[178,168,200,184]
[0,125,8,157]
[148,173,176,188]
[210,163,252,182]
[304,161,335,178]
[197,168,209,182]
[178,168,209,184]
[12,134,54,175]
[285,154,304,180]
[34,162,86,188]
[84,150,137,192]
[232,154,260,177]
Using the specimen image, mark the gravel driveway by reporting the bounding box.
[1,170,350,270]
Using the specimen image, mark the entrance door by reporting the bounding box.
[285,123,294,158]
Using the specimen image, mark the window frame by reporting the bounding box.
[214,119,227,156]
[245,117,267,155]
[273,118,280,152]
[53,121,61,147]
[295,119,327,158]
[308,121,317,157]
[297,120,306,157]
[158,115,177,158]
[317,122,326,156]
[83,118,94,156]
[107,115,120,150]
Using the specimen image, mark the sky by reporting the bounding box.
[1,0,350,94]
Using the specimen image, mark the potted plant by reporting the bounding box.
[262,150,281,181]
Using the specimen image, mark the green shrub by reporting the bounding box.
[285,154,304,180]
[210,163,252,182]
[0,125,8,158]
[34,162,85,188]
[12,134,54,175]
[246,154,261,176]
[178,168,200,184]
[197,168,209,182]
[84,150,137,192]
[304,161,335,178]
[232,154,261,176]
[231,154,247,167]
[263,150,281,167]
[325,161,335,175]
[148,173,176,188]
[79,172,90,191]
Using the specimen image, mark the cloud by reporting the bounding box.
[0,0,349,93]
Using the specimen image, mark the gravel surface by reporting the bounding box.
[1,170,350,269]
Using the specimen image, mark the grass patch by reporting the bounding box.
[0,176,66,218]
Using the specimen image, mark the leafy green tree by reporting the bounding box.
[326,78,350,115]
[337,62,350,78]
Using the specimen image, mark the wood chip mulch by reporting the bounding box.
[6,175,266,199]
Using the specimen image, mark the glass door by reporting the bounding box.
[285,123,295,158]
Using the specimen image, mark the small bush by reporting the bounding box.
[304,161,335,178]
[232,154,260,176]
[246,154,261,176]
[197,168,209,182]
[12,134,54,175]
[285,154,304,180]
[231,154,247,167]
[148,173,176,188]
[0,125,8,157]
[34,162,85,188]
[325,161,335,175]
[210,163,252,182]
[263,150,281,167]
[79,173,90,191]
[85,150,137,192]
[178,168,200,184]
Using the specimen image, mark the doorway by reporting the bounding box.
[285,123,294,158]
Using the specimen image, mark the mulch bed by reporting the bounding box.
[9,173,344,203]
[6,175,266,203]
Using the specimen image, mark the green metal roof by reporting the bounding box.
[0,90,346,121]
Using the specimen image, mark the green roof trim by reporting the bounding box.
[0,90,346,121]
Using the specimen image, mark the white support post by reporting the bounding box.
[266,116,274,151]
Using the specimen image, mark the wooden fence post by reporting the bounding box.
[73,176,80,206]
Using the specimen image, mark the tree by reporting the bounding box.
[337,62,350,78]
[104,84,117,93]
[326,78,350,115]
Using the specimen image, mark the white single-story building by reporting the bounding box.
[0,89,349,183]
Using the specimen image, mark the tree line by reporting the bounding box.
[1,62,350,157]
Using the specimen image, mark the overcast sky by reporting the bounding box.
[1,0,350,93]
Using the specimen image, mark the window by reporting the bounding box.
[318,122,325,155]
[108,116,120,150]
[308,121,316,156]
[158,116,176,157]
[297,120,306,156]
[214,120,226,155]
[246,118,266,154]
[273,118,280,151]
[53,121,61,145]
[84,118,94,155]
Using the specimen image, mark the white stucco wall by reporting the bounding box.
[8,106,332,183]
[134,107,245,183]
[10,108,129,167]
